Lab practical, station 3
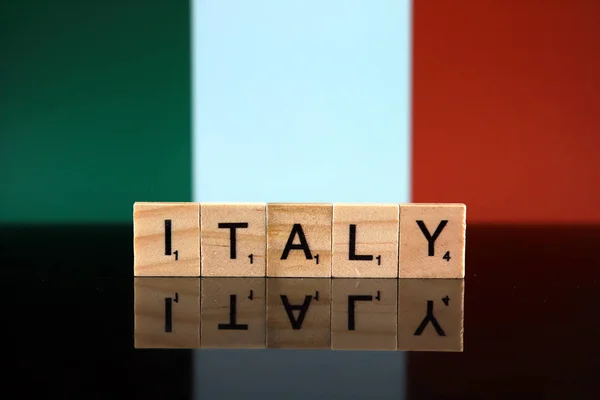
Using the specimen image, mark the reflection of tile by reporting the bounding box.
[201,278,266,348]
[267,204,332,277]
[331,279,397,350]
[267,278,331,348]
[399,204,466,278]
[332,204,399,278]
[398,280,464,352]
[134,202,200,277]
[134,278,200,348]
[201,203,266,277]
[132,277,465,351]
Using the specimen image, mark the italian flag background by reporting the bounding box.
[1,0,599,225]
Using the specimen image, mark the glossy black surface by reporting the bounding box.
[2,224,600,398]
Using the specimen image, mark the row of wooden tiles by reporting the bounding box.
[134,202,466,278]
[135,278,464,351]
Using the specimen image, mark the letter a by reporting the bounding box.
[280,223,312,260]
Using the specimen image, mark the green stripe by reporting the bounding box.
[0,0,192,223]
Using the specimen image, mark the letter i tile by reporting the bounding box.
[134,202,200,277]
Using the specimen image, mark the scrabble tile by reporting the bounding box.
[134,202,200,277]
[331,279,397,350]
[267,278,331,349]
[332,204,399,278]
[134,278,201,348]
[200,278,266,348]
[201,203,266,277]
[399,203,466,278]
[398,279,464,351]
[267,203,332,277]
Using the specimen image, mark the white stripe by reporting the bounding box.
[192,0,411,397]
[193,0,411,203]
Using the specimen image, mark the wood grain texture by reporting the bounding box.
[399,203,466,278]
[398,279,464,352]
[200,278,266,348]
[134,278,201,348]
[332,204,399,278]
[267,278,331,349]
[201,203,266,277]
[134,202,200,277]
[267,203,332,277]
[331,279,397,350]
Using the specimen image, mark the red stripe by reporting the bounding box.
[412,0,600,223]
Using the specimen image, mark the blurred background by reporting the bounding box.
[412,1,600,224]
[2,1,600,399]
[0,0,192,223]
[2,0,600,224]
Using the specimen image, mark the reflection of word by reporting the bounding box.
[217,295,248,331]
[164,292,178,332]
[414,300,447,336]
[280,292,319,330]
[133,203,466,279]
[134,278,464,351]
[348,293,380,330]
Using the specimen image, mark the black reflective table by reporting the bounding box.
[3,224,599,399]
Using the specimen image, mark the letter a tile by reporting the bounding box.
[201,203,266,277]
[332,204,399,278]
[399,204,466,278]
[134,202,200,277]
[267,203,332,277]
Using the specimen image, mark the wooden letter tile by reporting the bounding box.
[332,204,399,278]
[201,278,266,348]
[267,203,332,277]
[267,278,331,349]
[134,278,201,348]
[399,203,466,278]
[201,203,266,277]
[134,202,200,277]
[331,279,397,350]
[398,279,464,351]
